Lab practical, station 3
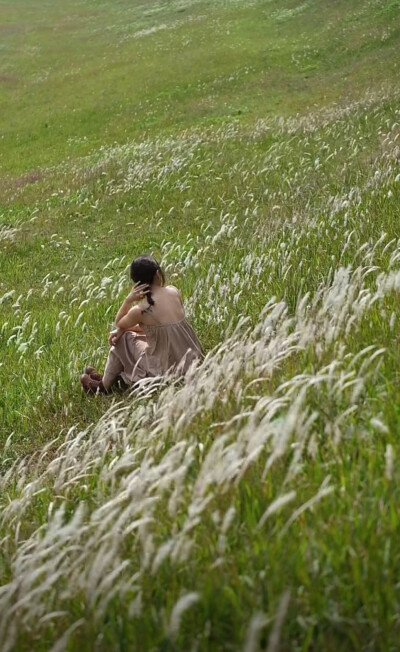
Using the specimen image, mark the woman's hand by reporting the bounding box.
[129,324,145,334]
[108,328,123,347]
[114,282,148,330]
[125,282,149,305]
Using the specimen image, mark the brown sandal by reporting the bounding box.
[80,374,110,395]
[84,366,103,381]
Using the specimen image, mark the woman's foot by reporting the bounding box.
[80,374,110,395]
[84,366,103,381]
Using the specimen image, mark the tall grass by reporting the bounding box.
[1,0,400,649]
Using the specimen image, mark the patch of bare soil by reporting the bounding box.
[0,170,43,203]
[0,74,18,84]
[13,170,43,189]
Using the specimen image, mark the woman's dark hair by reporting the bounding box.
[130,255,165,307]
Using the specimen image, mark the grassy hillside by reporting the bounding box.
[1,0,400,649]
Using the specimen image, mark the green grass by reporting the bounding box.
[1,0,400,649]
[1,0,398,176]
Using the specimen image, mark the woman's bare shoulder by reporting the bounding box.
[164,285,184,308]
[165,285,181,294]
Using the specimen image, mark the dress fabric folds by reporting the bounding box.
[106,318,202,385]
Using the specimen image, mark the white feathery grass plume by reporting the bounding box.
[49,619,85,652]
[370,417,389,434]
[258,491,297,529]
[385,444,394,480]
[243,612,268,652]
[167,592,200,638]
[266,590,291,652]
[280,479,333,537]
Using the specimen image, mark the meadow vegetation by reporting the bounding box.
[1,0,400,649]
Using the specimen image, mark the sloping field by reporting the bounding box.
[1,0,400,649]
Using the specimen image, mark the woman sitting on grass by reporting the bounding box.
[81,255,203,394]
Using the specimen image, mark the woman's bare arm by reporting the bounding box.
[109,283,148,346]
[116,305,142,330]
[109,306,143,347]
[128,324,145,333]
[115,283,148,323]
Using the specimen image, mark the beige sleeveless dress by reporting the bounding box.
[106,317,203,385]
